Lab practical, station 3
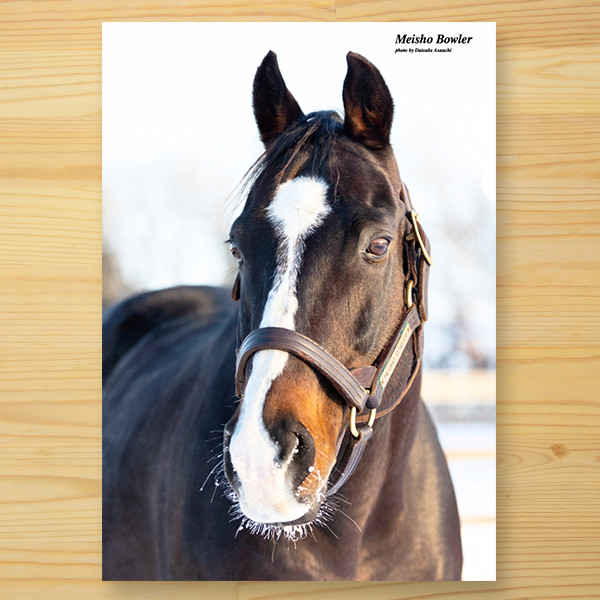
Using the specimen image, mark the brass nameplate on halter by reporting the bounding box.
[378,321,412,389]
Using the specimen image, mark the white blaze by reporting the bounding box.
[229,176,330,523]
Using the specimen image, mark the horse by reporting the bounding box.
[102,50,462,581]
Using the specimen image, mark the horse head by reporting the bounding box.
[223,51,418,535]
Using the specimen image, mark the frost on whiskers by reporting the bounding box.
[226,492,340,545]
[202,463,340,545]
[225,476,340,545]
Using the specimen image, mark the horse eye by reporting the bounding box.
[366,238,390,257]
[230,242,242,261]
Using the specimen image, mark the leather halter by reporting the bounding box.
[232,180,431,496]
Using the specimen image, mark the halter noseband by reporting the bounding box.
[232,181,432,496]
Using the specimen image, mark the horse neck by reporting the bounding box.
[329,367,423,527]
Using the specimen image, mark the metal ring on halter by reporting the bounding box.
[349,407,377,438]
[406,279,414,309]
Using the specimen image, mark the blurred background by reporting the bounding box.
[103,22,495,580]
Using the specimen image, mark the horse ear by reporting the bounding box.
[253,51,303,146]
[342,52,394,149]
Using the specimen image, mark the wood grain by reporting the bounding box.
[336,0,600,47]
[1,1,599,598]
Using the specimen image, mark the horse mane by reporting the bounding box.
[235,110,343,207]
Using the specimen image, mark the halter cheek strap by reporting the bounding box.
[232,181,431,496]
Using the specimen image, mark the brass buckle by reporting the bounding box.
[410,212,434,266]
[406,279,414,308]
[350,407,377,438]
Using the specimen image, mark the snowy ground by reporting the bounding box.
[426,369,496,581]
[436,421,496,581]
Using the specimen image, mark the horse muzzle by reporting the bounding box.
[223,410,327,526]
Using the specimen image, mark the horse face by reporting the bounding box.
[223,52,405,531]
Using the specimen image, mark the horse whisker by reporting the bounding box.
[337,508,362,533]
[323,522,339,540]
[199,460,224,492]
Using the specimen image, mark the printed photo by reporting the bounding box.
[102,22,496,581]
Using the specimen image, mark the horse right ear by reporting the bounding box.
[253,51,303,146]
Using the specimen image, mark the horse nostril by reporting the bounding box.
[274,429,300,467]
[271,420,315,478]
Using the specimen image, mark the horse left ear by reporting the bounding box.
[342,52,394,149]
[253,51,304,146]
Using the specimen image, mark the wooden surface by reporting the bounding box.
[1,1,599,598]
